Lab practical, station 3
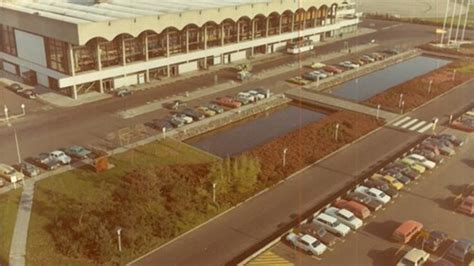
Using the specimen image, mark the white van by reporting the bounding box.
[313,213,350,237]
[0,163,24,183]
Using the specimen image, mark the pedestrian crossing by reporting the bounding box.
[390,116,433,133]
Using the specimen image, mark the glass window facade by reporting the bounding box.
[0,24,17,56]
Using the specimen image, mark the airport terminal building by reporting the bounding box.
[0,0,359,99]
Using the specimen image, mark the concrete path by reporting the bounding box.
[9,180,35,266]
[285,88,399,121]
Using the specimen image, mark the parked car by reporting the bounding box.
[361,54,376,62]
[383,48,401,55]
[180,108,205,121]
[255,88,270,98]
[115,87,133,97]
[385,162,420,180]
[346,191,383,212]
[339,61,359,69]
[332,199,371,219]
[166,100,187,110]
[18,89,38,99]
[371,173,404,190]
[49,150,71,165]
[363,179,399,198]
[215,97,241,108]
[354,186,391,205]
[30,154,61,170]
[196,106,216,117]
[285,232,327,256]
[233,95,251,105]
[309,62,326,69]
[406,154,436,170]
[446,239,473,263]
[392,220,423,243]
[0,163,25,183]
[206,103,225,114]
[169,116,185,128]
[237,92,256,102]
[371,52,385,60]
[63,145,92,160]
[412,148,444,164]
[174,113,193,124]
[323,207,363,230]
[457,196,474,216]
[146,119,174,131]
[323,65,344,74]
[18,162,40,177]
[397,158,426,174]
[247,89,267,100]
[287,76,311,85]
[303,71,327,81]
[419,142,441,156]
[434,133,464,147]
[352,58,366,66]
[422,139,455,156]
[7,83,24,93]
[425,231,449,252]
[384,170,412,184]
[296,223,337,246]
[396,248,430,266]
[313,213,351,237]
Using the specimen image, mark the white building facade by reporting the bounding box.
[0,0,359,98]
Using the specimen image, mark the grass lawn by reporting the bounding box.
[0,189,22,265]
[26,138,217,265]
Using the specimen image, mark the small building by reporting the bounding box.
[0,0,359,99]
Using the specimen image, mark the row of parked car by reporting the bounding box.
[284,132,465,260]
[452,109,474,132]
[0,145,95,186]
[6,83,38,99]
[146,88,270,132]
[286,48,401,86]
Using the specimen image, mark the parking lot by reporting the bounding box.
[265,129,473,266]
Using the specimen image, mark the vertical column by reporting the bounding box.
[237,22,240,42]
[185,28,189,53]
[96,42,102,70]
[279,16,282,34]
[203,25,207,69]
[265,17,269,36]
[166,29,170,57]
[144,32,149,61]
[67,44,78,99]
[121,36,126,65]
[291,13,295,32]
[251,19,255,39]
[314,11,318,27]
[221,24,225,46]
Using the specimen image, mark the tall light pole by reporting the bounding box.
[376,104,381,120]
[432,117,439,135]
[282,148,288,167]
[116,227,122,252]
[428,80,433,94]
[335,123,340,142]
[3,105,9,124]
[440,0,451,44]
[21,104,26,116]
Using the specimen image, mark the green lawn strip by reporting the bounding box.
[0,189,22,265]
[26,138,217,265]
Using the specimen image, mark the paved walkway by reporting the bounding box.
[9,180,35,266]
[285,88,399,121]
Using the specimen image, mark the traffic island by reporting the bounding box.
[364,59,474,113]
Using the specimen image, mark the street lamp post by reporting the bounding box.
[449,114,453,124]
[21,104,26,116]
[400,101,405,114]
[432,117,439,135]
[452,69,457,81]
[212,182,217,204]
[398,93,404,108]
[376,104,381,120]
[428,80,433,94]
[335,123,340,142]
[3,105,9,124]
[282,148,288,167]
[116,227,122,252]
[162,127,166,139]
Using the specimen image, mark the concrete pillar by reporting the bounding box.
[291,13,295,32]
[121,36,126,65]
[166,29,170,57]
[67,43,76,76]
[314,11,318,27]
[221,24,225,46]
[99,79,104,93]
[265,17,269,36]
[185,28,189,53]
[251,19,255,39]
[279,16,282,34]
[237,22,240,42]
[145,69,150,82]
[166,65,170,77]
[203,26,208,50]
[144,32,149,61]
[96,42,102,70]
[72,84,78,100]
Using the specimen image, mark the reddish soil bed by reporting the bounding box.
[247,110,382,185]
[419,44,474,57]
[364,59,474,112]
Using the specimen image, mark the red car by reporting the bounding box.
[323,65,343,74]
[457,196,474,216]
[215,97,241,108]
[333,199,371,219]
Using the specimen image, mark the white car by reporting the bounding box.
[362,55,376,62]
[175,114,193,124]
[406,154,436,170]
[49,150,71,165]
[286,232,327,256]
[354,186,391,205]
[339,61,360,69]
[313,213,351,237]
[397,248,430,266]
[237,92,255,102]
[247,90,266,100]
[0,163,24,183]
[324,207,363,230]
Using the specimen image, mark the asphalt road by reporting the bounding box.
[130,76,474,265]
[0,20,462,165]
[272,128,474,266]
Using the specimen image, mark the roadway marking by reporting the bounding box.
[409,121,427,131]
[418,123,433,133]
[311,256,322,261]
[393,116,411,126]
[401,118,419,129]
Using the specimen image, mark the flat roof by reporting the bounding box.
[2,0,272,24]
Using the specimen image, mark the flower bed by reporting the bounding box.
[364,60,474,112]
